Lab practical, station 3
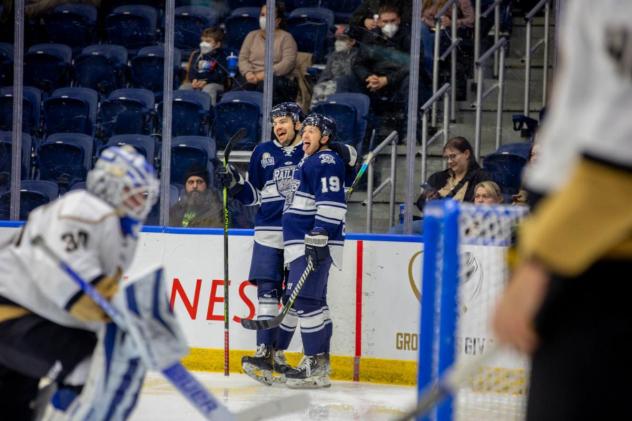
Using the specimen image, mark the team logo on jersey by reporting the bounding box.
[273,165,297,198]
[261,152,275,168]
[319,154,336,165]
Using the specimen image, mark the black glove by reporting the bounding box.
[329,143,358,167]
[215,163,244,195]
[304,227,329,268]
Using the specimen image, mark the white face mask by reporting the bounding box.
[259,16,266,30]
[382,23,399,38]
[334,40,351,53]
[199,41,213,54]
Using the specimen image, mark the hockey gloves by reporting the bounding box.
[329,143,358,167]
[305,227,330,268]
[215,163,244,196]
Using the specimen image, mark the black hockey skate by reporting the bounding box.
[242,345,291,385]
[285,353,331,389]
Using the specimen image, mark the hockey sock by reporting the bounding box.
[294,297,331,356]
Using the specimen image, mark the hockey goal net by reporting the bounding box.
[418,200,529,421]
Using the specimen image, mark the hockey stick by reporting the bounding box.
[345,152,373,200]
[222,127,247,376]
[241,257,315,330]
[394,345,502,421]
[31,235,310,421]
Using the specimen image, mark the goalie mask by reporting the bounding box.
[87,146,159,221]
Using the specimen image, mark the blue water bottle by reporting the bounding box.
[399,203,405,224]
[227,52,237,78]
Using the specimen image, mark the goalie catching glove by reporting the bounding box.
[305,228,329,268]
[215,163,244,195]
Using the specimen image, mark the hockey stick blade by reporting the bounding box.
[223,127,247,164]
[31,235,235,421]
[234,393,310,421]
[240,258,315,330]
[394,345,502,421]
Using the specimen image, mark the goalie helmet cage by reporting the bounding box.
[418,199,529,421]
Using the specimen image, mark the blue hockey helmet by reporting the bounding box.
[302,113,336,142]
[270,102,305,123]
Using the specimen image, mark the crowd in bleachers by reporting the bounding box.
[0,0,546,229]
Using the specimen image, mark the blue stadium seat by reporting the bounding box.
[105,134,157,163]
[286,11,332,63]
[159,90,212,136]
[0,180,60,220]
[223,13,259,53]
[73,44,128,95]
[43,87,99,136]
[69,181,86,191]
[171,135,217,185]
[130,46,182,95]
[289,7,335,28]
[0,43,13,87]
[312,92,370,146]
[495,142,532,161]
[145,184,181,226]
[321,0,362,23]
[213,91,261,151]
[175,6,220,54]
[105,5,159,51]
[37,133,94,188]
[0,86,42,134]
[42,4,98,51]
[230,7,260,17]
[284,0,321,11]
[227,0,265,9]
[98,88,156,138]
[24,44,72,93]
[483,152,528,196]
[0,131,33,180]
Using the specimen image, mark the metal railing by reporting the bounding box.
[481,0,503,77]
[421,83,451,183]
[473,37,507,160]
[364,131,398,233]
[431,0,459,125]
[524,0,551,116]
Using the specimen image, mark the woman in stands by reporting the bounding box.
[473,180,503,205]
[236,3,298,104]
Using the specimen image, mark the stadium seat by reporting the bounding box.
[37,133,94,188]
[73,44,128,95]
[223,13,259,53]
[0,131,33,180]
[495,142,532,161]
[158,90,212,136]
[24,44,72,93]
[0,180,59,220]
[104,134,157,163]
[230,7,260,17]
[227,0,265,9]
[130,45,182,95]
[0,86,42,134]
[213,91,261,151]
[284,0,321,11]
[170,135,217,185]
[175,6,220,54]
[43,87,98,136]
[312,92,370,146]
[42,4,98,51]
[145,184,181,226]
[105,5,159,51]
[98,88,156,139]
[483,152,528,196]
[286,10,333,63]
[321,0,362,23]
[0,43,13,87]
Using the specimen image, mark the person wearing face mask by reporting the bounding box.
[310,27,361,106]
[180,27,229,105]
[349,0,412,35]
[236,3,299,105]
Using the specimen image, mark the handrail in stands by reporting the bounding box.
[421,83,451,183]
[523,0,552,116]
[431,0,459,125]
[364,130,398,233]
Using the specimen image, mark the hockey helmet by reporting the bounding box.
[270,102,305,123]
[302,113,336,143]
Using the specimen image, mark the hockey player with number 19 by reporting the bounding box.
[282,114,347,388]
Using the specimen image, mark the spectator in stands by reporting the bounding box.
[180,27,229,106]
[420,0,474,70]
[474,180,503,205]
[237,3,298,104]
[169,166,223,228]
[417,136,491,208]
[350,0,412,35]
[310,27,360,106]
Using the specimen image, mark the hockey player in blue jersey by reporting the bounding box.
[217,103,357,386]
[282,113,347,388]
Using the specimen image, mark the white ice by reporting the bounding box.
[130,371,417,421]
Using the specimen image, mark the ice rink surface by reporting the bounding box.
[131,371,417,421]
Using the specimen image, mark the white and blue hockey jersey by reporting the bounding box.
[282,149,347,268]
[235,140,304,249]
